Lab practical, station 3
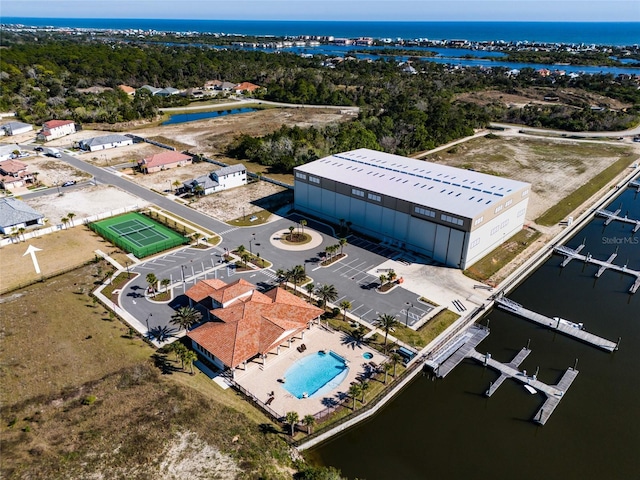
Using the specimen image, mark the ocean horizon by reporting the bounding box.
[3,18,639,46]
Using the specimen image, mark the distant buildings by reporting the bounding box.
[182,164,247,195]
[0,198,44,234]
[137,151,192,173]
[37,120,76,142]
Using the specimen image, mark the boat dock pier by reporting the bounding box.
[595,208,640,233]
[553,244,640,294]
[628,179,640,193]
[494,296,619,352]
[467,349,578,425]
[427,325,490,378]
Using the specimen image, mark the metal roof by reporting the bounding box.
[295,148,530,218]
[0,198,44,228]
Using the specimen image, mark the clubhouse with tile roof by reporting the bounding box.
[294,148,530,269]
[186,278,323,374]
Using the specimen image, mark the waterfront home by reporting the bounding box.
[182,164,246,195]
[137,151,192,173]
[186,278,323,374]
[37,120,76,141]
[234,82,262,94]
[0,198,45,234]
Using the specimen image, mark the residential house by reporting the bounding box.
[78,134,134,152]
[138,85,162,96]
[137,151,192,173]
[0,158,33,189]
[0,144,22,162]
[118,85,136,96]
[156,87,181,97]
[0,198,45,234]
[234,82,261,94]
[182,164,246,195]
[204,80,223,90]
[37,120,76,142]
[186,278,323,373]
[1,121,33,136]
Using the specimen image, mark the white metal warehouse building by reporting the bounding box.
[294,148,530,269]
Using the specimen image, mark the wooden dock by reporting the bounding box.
[467,349,579,425]
[494,296,619,352]
[554,244,640,294]
[595,208,640,233]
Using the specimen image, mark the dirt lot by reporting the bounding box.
[24,184,147,225]
[19,154,91,188]
[424,134,639,223]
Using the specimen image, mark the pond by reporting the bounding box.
[162,107,258,125]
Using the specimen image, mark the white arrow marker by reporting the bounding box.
[23,244,43,274]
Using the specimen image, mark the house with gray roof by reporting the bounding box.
[78,134,134,152]
[156,87,181,97]
[1,121,33,136]
[183,164,246,196]
[138,85,162,96]
[0,198,45,234]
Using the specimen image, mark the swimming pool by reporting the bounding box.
[282,351,349,399]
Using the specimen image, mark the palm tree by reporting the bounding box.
[324,245,333,261]
[339,237,347,256]
[339,300,352,321]
[383,362,393,384]
[275,268,287,287]
[182,350,198,374]
[375,313,399,347]
[61,216,69,229]
[240,251,250,268]
[172,179,181,193]
[171,342,188,364]
[305,283,315,297]
[193,184,204,197]
[348,383,362,410]
[288,225,295,241]
[302,414,316,435]
[300,219,307,236]
[146,273,158,293]
[32,171,40,185]
[192,232,202,245]
[170,306,202,331]
[17,227,26,242]
[285,411,299,436]
[288,265,306,293]
[390,352,403,377]
[387,269,397,284]
[360,380,370,403]
[236,244,246,256]
[378,274,387,287]
[315,284,338,310]
[67,212,76,227]
[160,278,170,292]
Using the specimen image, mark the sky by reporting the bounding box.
[1,0,639,22]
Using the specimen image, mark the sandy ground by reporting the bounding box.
[17,154,92,188]
[24,184,147,225]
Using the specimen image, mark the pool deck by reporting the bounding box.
[233,323,386,418]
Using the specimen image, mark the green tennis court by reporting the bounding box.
[90,212,188,258]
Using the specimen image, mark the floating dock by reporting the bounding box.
[595,208,640,233]
[554,244,640,294]
[494,296,619,352]
[427,325,490,378]
[628,179,640,193]
[467,348,578,425]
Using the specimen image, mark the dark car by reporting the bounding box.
[34,146,44,152]
[61,180,76,187]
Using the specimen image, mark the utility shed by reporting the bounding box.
[294,148,530,269]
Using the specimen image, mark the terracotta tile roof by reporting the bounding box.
[118,85,136,94]
[138,151,191,169]
[43,120,74,129]
[234,82,261,92]
[0,159,28,174]
[185,278,227,303]
[187,280,323,368]
[210,278,255,305]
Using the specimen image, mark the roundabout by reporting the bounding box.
[269,228,325,251]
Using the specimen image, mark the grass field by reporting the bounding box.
[0,264,297,479]
[0,227,128,294]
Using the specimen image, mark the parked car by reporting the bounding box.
[34,146,44,152]
[61,180,76,187]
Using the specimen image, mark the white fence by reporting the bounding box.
[1,204,140,247]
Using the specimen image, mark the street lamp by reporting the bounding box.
[125,260,130,279]
[249,233,255,255]
[181,265,187,284]
[146,313,153,331]
[405,302,414,327]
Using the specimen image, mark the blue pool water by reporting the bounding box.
[363,352,373,360]
[161,107,258,125]
[283,351,349,399]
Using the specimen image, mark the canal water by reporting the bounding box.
[310,184,640,479]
